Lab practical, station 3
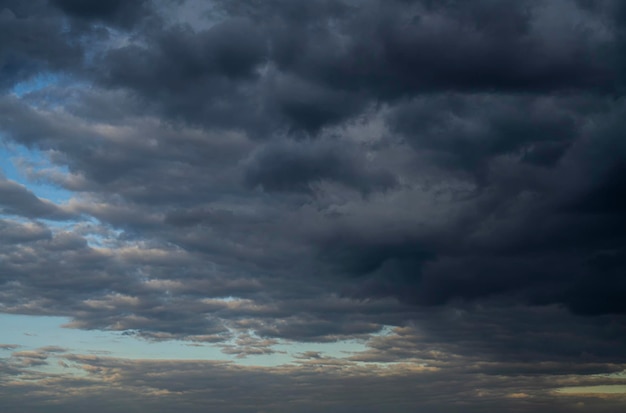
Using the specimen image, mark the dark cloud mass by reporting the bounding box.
[1,0,626,411]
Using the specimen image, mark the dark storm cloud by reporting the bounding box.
[49,0,150,27]
[296,90,626,317]
[253,0,616,97]
[268,74,368,134]
[102,17,266,86]
[97,16,269,131]
[353,305,626,366]
[73,0,619,138]
[0,1,82,91]
[389,94,581,172]
[244,139,396,193]
[2,2,626,410]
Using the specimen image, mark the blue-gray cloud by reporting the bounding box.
[1,0,626,411]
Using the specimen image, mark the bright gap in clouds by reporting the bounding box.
[0,314,228,362]
[0,313,369,367]
[11,73,64,98]
[0,141,73,204]
[557,385,626,395]
[2,73,74,204]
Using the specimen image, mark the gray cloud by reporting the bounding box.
[49,0,150,28]
[0,353,624,413]
[1,0,626,411]
[0,1,83,91]
[0,344,20,350]
[0,174,73,219]
[244,139,397,194]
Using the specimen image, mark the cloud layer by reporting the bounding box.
[1,0,626,411]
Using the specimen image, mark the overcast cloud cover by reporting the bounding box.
[1,0,626,411]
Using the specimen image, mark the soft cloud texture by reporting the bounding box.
[1,0,626,411]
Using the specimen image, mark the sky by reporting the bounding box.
[1,0,626,412]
